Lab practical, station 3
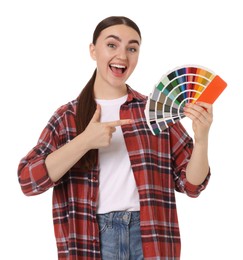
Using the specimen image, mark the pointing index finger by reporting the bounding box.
[106,119,134,127]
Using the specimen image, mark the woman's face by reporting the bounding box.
[90,24,141,97]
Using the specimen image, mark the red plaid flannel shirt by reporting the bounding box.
[18,86,210,259]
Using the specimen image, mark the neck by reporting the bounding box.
[94,84,127,100]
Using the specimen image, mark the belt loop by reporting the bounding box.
[107,212,114,228]
[123,211,131,225]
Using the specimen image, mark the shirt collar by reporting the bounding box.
[126,85,147,103]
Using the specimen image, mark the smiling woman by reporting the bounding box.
[89,24,141,97]
[18,15,213,260]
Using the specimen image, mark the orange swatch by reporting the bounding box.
[196,75,227,104]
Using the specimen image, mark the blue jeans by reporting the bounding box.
[97,211,144,260]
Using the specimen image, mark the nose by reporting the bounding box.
[116,47,127,60]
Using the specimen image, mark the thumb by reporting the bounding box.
[90,104,101,123]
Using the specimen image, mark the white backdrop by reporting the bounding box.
[1,0,242,259]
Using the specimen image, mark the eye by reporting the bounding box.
[107,43,116,49]
[128,47,138,53]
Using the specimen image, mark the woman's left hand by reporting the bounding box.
[183,101,213,144]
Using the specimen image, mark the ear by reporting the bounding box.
[89,43,96,60]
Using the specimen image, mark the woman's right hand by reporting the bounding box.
[82,104,133,150]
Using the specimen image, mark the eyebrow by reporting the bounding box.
[105,34,140,46]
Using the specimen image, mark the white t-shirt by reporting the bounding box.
[96,95,140,214]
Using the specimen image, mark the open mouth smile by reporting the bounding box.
[109,63,127,75]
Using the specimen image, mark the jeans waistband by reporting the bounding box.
[97,211,140,226]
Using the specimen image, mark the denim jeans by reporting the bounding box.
[97,211,144,260]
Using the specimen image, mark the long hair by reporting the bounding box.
[76,16,141,170]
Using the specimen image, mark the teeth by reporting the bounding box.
[110,64,126,69]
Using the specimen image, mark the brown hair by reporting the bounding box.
[76,16,141,170]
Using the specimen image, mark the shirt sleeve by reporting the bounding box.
[170,122,211,198]
[17,109,65,196]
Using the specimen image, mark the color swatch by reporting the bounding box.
[145,65,227,135]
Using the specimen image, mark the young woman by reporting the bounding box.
[18,16,212,260]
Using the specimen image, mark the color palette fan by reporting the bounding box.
[145,65,227,135]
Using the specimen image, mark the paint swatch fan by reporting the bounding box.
[145,65,227,135]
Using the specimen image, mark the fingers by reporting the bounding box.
[90,104,134,127]
[184,102,212,115]
[184,102,213,124]
[195,101,213,114]
[105,119,134,128]
[84,105,134,150]
[90,104,101,123]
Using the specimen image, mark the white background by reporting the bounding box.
[1,0,242,259]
